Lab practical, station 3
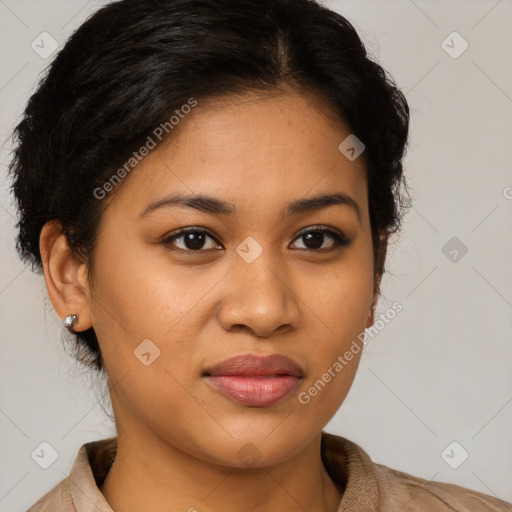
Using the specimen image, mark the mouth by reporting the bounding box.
[202,353,304,407]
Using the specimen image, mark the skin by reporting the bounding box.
[40,89,387,512]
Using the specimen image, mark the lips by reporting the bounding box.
[203,353,304,378]
[202,353,304,407]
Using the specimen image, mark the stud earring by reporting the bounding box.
[64,314,79,333]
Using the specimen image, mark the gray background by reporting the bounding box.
[1,0,511,510]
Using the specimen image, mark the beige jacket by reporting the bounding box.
[26,431,512,511]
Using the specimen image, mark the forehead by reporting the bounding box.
[105,90,368,220]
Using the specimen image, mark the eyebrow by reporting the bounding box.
[138,192,361,223]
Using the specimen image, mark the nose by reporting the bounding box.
[217,253,300,338]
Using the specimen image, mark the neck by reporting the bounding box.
[100,427,342,512]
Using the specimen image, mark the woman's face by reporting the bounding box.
[86,90,377,466]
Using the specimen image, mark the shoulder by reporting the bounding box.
[372,461,512,511]
[25,476,72,512]
[25,436,116,512]
[321,431,512,512]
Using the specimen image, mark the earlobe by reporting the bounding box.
[365,308,374,328]
[366,233,388,328]
[39,220,92,332]
[366,270,382,327]
[366,293,378,328]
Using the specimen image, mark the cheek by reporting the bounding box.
[304,251,374,336]
[89,250,204,431]
[291,313,365,433]
[89,238,188,341]
[292,252,373,410]
[88,240,212,392]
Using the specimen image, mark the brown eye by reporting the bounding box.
[161,228,222,252]
[290,226,351,251]
[161,225,351,254]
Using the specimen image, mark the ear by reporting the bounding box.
[366,233,388,328]
[39,220,93,332]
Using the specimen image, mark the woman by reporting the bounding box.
[8,0,511,510]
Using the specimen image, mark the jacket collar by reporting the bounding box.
[68,431,380,511]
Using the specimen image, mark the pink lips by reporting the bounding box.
[203,353,304,407]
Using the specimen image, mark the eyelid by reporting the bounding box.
[290,224,351,249]
[292,224,349,242]
[160,226,222,249]
[160,224,351,252]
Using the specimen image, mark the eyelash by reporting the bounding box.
[160,225,352,254]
